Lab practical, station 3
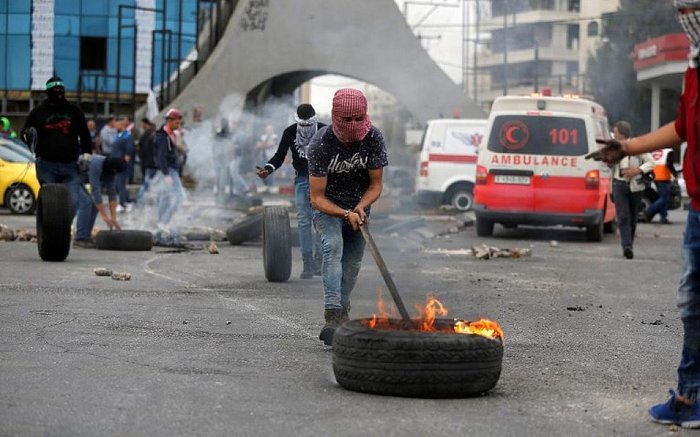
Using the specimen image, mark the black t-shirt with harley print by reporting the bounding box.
[307,125,388,211]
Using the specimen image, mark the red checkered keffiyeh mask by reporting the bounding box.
[331,88,371,143]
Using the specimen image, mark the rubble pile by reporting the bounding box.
[0,225,37,242]
[470,244,532,260]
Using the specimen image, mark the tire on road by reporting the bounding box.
[332,318,503,398]
[262,206,292,282]
[36,183,72,262]
[226,212,263,245]
[95,230,154,251]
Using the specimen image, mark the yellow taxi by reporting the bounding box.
[0,138,40,214]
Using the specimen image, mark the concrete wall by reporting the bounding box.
[167,0,485,123]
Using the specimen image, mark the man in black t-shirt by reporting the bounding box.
[306,89,388,345]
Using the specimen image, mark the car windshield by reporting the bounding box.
[487,115,588,156]
[0,144,32,163]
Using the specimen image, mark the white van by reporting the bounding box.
[414,118,487,211]
[473,95,616,241]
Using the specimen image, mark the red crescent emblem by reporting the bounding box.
[499,120,529,151]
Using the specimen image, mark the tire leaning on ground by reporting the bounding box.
[262,206,292,282]
[95,230,154,251]
[332,318,503,398]
[226,212,263,245]
[36,183,72,262]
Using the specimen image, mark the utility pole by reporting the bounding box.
[503,0,508,96]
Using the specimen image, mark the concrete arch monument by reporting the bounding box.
[170,0,485,122]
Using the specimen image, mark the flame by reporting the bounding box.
[369,288,393,329]
[416,294,448,331]
[368,291,503,341]
[454,318,504,341]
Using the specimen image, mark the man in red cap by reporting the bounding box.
[307,88,388,345]
[153,108,185,227]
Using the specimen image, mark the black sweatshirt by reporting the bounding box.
[265,122,326,176]
[22,99,92,163]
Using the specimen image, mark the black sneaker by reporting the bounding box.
[623,247,634,259]
[661,217,671,225]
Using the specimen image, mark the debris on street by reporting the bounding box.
[0,224,15,241]
[471,244,532,260]
[566,306,585,311]
[94,268,113,276]
[111,272,131,281]
[550,240,559,247]
[0,225,38,242]
[207,241,219,254]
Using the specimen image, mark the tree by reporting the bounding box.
[586,0,681,133]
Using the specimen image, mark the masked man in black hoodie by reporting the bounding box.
[21,76,92,215]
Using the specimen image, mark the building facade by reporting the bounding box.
[0,0,201,119]
[476,0,619,106]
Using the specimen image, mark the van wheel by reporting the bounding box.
[476,218,494,237]
[603,219,617,234]
[446,184,474,212]
[586,219,604,242]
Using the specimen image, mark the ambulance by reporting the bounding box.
[473,94,616,241]
[414,118,487,211]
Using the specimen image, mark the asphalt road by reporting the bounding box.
[0,204,692,436]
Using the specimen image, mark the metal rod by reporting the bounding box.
[359,225,411,322]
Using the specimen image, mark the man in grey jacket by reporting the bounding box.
[610,121,655,259]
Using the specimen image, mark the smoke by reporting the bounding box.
[122,92,300,233]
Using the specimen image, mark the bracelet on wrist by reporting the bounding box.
[343,209,351,221]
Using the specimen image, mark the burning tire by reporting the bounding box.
[332,318,503,398]
[226,212,263,245]
[36,183,72,262]
[95,230,153,251]
[262,206,292,282]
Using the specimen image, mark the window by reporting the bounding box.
[487,115,588,156]
[566,24,579,49]
[80,36,107,70]
[587,22,599,37]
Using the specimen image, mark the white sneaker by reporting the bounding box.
[116,204,125,213]
[125,203,133,212]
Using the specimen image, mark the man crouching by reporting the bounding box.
[306,88,388,346]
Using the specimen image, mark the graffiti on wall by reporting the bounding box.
[240,0,269,31]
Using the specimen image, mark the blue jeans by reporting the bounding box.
[613,181,642,249]
[295,174,321,258]
[136,168,157,203]
[678,206,700,400]
[646,180,671,220]
[116,170,130,206]
[156,169,185,225]
[313,210,366,310]
[35,158,81,216]
[75,187,97,241]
